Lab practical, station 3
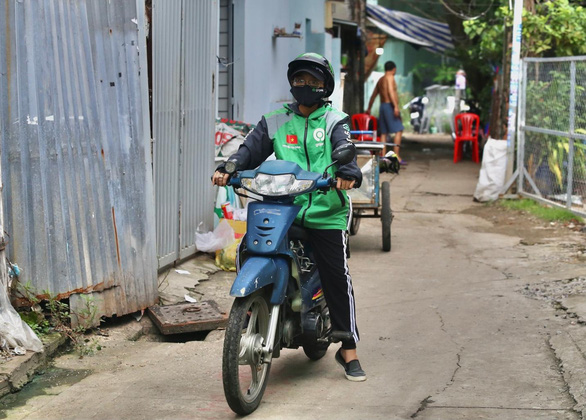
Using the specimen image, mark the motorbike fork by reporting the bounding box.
[261,304,281,363]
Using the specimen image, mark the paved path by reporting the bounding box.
[1,135,585,419]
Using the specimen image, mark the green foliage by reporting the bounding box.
[463,5,508,63]
[522,1,586,57]
[464,0,586,60]
[15,282,102,357]
[17,281,41,305]
[411,63,461,88]
[399,92,411,126]
[45,294,71,331]
[524,66,586,187]
[72,294,99,332]
[19,310,50,336]
[498,198,584,223]
[458,0,586,131]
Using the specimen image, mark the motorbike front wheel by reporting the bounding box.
[222,291,271,415]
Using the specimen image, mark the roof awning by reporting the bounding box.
[367,17,432,48]
[366,4,454,55]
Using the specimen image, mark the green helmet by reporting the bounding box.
[287,52,335,97]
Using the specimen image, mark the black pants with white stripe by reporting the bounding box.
[306,228,359,350]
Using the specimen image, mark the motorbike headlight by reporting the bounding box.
[241,173,314,196]
[410,112,420,119]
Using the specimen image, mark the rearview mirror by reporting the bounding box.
[331,143,356,166]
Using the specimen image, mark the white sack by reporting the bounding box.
[0,283,44,353]
[473,137,508,202]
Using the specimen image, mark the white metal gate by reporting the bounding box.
[153,0,218,268]
[515,56,586,217]
[218,0,234,119]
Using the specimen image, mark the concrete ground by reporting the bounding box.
[1,134,586,420]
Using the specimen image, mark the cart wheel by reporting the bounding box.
[381,181,392,252]
[350,210,362,236]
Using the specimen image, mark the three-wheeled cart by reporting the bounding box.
[347,132,395,252]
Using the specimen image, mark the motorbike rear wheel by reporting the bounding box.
[222,291,271,415]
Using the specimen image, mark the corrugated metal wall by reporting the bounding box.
[154,0,217,268]
[0,0,157,324]
[218,0,232,119]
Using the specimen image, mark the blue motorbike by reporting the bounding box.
[221,144,356,415]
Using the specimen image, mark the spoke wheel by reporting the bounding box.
[222,292,271,415]
[381,181,392,252]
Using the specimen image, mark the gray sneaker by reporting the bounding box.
[335,348,367,382]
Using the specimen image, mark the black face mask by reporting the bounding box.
[290,86,325,107]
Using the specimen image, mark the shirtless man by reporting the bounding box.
[366,61,404,162]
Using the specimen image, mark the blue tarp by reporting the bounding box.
[366,4,454,55]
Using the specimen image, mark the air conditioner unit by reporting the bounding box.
[329,0,352,22]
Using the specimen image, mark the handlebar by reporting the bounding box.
[228,176,241,188]
[315,176,335,190]
[228,172,337,193]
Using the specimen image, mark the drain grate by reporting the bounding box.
[148,300,228,335]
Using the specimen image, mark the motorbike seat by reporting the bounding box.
[288,225,308,241]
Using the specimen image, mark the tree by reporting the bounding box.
[343,0,367,117]
[442,0,586,138]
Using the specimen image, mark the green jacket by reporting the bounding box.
[223,102,362,230]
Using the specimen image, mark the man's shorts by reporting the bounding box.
[379,102,404,135]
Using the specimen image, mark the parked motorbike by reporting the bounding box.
[403,95,428,133]
[221,144,356,415]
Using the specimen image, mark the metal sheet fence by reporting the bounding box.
[0,0,157,323]
[518,56,586,216]
[153,0,217,268]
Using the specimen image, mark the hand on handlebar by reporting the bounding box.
[212,171,230,187]
[336,178,355,190]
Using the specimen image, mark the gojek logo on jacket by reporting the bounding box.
[313,128,325,147]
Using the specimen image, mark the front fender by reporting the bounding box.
[230,256,289,305]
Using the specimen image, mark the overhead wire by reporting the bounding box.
[393,0,496,22]
[438,0,496,20]
[392,0,446,21]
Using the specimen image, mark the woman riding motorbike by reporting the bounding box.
[212,52,366,381]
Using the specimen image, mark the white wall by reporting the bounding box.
[233,0,342,124]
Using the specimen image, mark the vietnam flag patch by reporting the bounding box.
[286,134,298,144]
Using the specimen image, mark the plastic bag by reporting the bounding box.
[233,208,247,221]
[214,186,243,224]
[0,277,43,353]
[195,219,235,253]
[348,157,374,203]
[215,237,242,272]
[215,123,245,157]
[380,151,401,174]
